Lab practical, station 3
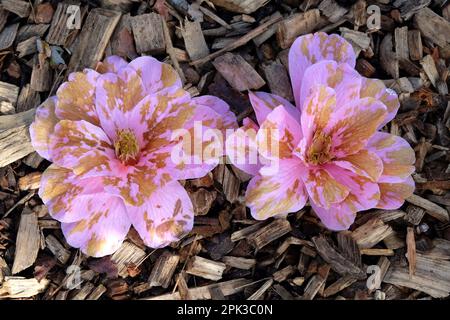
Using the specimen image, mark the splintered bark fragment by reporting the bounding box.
[323,275,358,298]
[111,241,146,278]
[318,0,348,23]
[0,277,49,299]
[46,2,86,46]
[230,221,267,242]
[131,13,165,55]
[45,235,71,264]
[407,194,449,222]
[16,85,41,113]
[1,0,31,18]
[273,265,296,282]
[30,57,53,92]
[408,30,423,61]
[0,23,19,51]
[186,256,226,281]
[420,55,447,95]
[0,109,36,168]
[213,53,265,91]
[253,11,283,47]
[148,252,180,288]
[12,208,40,274]
[302,274,326,300]
[222,256,256,270]
[404,205,426,225]
[339,27,370,56]
[247,219,291,250]
[145,278,250,300]
[337,231,362,267]
[407,227,416,276]
[18,172,41,191]
[86,284,107,300]
[360,248,394,256]
[312,235,365,279]
[380,34,399,79]
[351,218,394,249]
[395,26,409,61]
[213,164,240,203]
[181,20,209,61]
[210,0,269,14]
[0,81,19,107]
[68,8,121,73]
[414,8,450,48]
[17,24,50,43]
[394,0,431,20]
[247,278,273,300]
[261,61,294,101]
[110,14,137,59]
[384,253,450,298]
[71,283,95,300]
[276,9,322,49]
[16,36,38,58]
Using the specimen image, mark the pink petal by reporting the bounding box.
[125,181,193,248]
[300,60,361,111]
[289,32,356,107]
[333,149,384,182]
[326,98,387,158]
[96,55,128,73]
[192,95,238,130]
[310,202,356,231]
[248,91,299,125]
[49,119,119,178]
[127,56,182,95]
[29,97,59,161]
[377,176,415,210]
[360,78,400,128]
[39,165,105,223]
[245,159,308,220]
[55,69,100,126]
[61,195,131,257]
[367,132,415,183]
[225,117,262,176]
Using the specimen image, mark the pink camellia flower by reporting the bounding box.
[226,32,415,230]
[30,56,237,257]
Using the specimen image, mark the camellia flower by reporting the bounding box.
[226,32,415,230]
[30,56,237,257]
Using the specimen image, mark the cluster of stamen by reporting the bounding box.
[114,129,139,165]
[306,131,332,165]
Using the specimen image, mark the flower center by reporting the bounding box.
[306,131,332,165]
[114,129,139,164]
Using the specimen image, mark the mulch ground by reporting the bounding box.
[1,0,450,300]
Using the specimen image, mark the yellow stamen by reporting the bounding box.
[114,129,139,164]
[307,132,332,165]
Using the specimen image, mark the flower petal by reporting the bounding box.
[226,117,262,176]
[192,95,238,130]
[327,98,387,157]
[248,91,299,125]
[367,132,415,183]
[289,32,356,107]
[50,119,118,178]
[39,165,105,223]
[377,176,415,210]
[257,105,303,160]
[128,56,182,94]
[310,202,356,231]
[29,97,59,160]
[333,149,384,182]
[246,159,308,220]
[360,78,399,128]
[55,69,100,125]
[300,60,361,111]
[125,181,193,248]
[96,55,128,74]
[302,168,349,209]
[61,195,131,257]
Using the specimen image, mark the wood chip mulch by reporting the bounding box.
[1,0,450,300]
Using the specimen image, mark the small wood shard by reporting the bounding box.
[351,218,394,249]
[0,277,49,299]
[261,61,294,101]
[408,29,423,61]
[68,8,121,73]
[0,23,19,51]
[148,251,179,288]
[213,53,265,91]
[247,218,291,250]
[404,205,426,225]
[71,282,95,300]
[407,194,449,222]
[181,20,210,62]
[0,81,19,108]
[248,278,273,300]
[276,9,322,49]
[45,235,71,264]
[12,208,40,274]
[18,172,41,191]
[144,278,250,300]
[380,34,399,79]
[213,164,240,203]
[273,265,296,282]
[302,274,326,300]
[46,2,86,46]
[318,0,348,23]
[111,241,146,278]
[395,26,410,61]
[131,13,165,55]
[1,0,31,18]
[222,256,256,270]
[30,57,53,92]
[407,227,417,276]
[413,7,450,48]
[186,256,226,281]
[210,0,269,14]
[86,284,107,300]
[323,275,358,298]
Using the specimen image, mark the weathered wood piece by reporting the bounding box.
[210,0,269,14]
[413,7,450,48]
[18,172,41,191]
[110,241,146,278]
[276,9,322,49]
[186,256,226,281]
[16,24,49,43]
[1,0,31,18]
[318,0,348,23]
[213,53,265,91]
[148,252,179,288]
[68,8,121,72]
[144,278,250,300]
[0,277,49,298]
[247,219,291,250]
[213,164,240,203]
[253,11,283,47]
[12,208,40,274]
[303,274,326,300]
[222,256,256,270]
[181,20,209,62]
[407,194,449,222]
[351,218,394,249]
[408,30,423,61]
[86,284,107,300]
[261,61,294,101]
[45,235,71,264]
[395,26,410,61]
[30,57,53,92]
[46,2,86,46]
[131,13,165,55]
[323,275,358,298]
[247,278,273,300]
[16,36,38,58]
[380,34,399,79]
[0,81,19,108]
[0,23,19,51]
[16,85,40,113]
